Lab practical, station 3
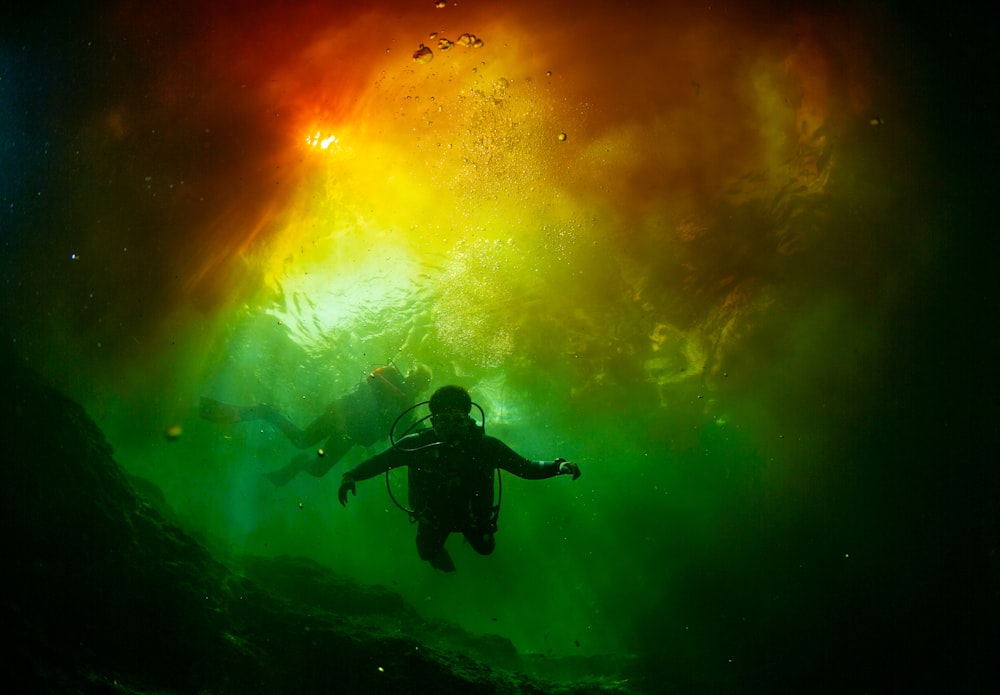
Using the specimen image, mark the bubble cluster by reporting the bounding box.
[456,33,484,48]
[412,44,434,64]
[413,31,483,66]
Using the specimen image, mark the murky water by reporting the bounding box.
[3,0,992,690]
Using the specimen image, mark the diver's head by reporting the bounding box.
[429,385,475,441]
[403,363,432,397]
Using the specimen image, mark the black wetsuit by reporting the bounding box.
[345,427,562,561]
[292,365,411,450]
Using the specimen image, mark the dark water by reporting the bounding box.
[2,1,994,691]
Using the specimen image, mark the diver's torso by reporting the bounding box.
[407,435,496,529]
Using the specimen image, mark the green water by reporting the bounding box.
[94,117,906,661]
[3,1,995,690]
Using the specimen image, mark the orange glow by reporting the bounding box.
[305,130,340,150]
[6,0,932,668]
[42,0,884,386]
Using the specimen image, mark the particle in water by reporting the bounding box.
[438,38,453,51]
[557,132,567,141]
[164,424,183,441]
[472,38,484,48]
[456,33,474,47]
[435,1,446,7]
[317,448,325,457]
[413,44,434,64]
[546,70,552,77]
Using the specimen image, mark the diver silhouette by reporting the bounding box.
[338,385,581,572]
[200,364,431,486]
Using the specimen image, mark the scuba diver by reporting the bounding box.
[338,385,581,572]
[200,364,432,486]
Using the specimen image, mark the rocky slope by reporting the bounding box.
[1,351,635,694]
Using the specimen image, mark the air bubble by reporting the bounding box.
[413,44,434,64]
[438,38,453,51]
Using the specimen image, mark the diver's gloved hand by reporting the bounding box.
[338,472,357,506]
[556,458,581,480]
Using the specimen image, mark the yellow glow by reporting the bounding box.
[305,130,340,150]
[210,5,848,375]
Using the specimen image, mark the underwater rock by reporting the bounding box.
[1,350,634,694]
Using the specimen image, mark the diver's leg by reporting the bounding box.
[416,524,455,572]
[220,402,332,449]
[199,397,250,424]
[264,453,311,487]
[260,409,314,448]
[200,398,291,431]
[463,528,496,556]
[265,422,354,486]
[284,402,345,450]
[300,435,353,478]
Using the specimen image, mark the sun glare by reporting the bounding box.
[305,130,339,150]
